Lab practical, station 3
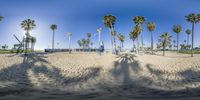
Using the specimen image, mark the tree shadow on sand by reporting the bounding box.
[107,53,200,98]
[0,54,101,97]
[0,53,200,99]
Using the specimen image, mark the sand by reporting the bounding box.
[0,51,200,100]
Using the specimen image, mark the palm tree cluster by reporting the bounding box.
[103,15,117,54]
[77,33,92,49]
[118,33,125,51]
[21,19,36,54]
[1,13,200,57]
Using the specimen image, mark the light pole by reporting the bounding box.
[97,28,102,48]
[67,32,72,52]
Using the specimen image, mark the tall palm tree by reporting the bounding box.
[67,32,72,52]
[185,29,191,46]
[133,25,143,53]
[30,36,36,52]
[147,22,156,54]
[0,16,3,22]
[173,25,182,52]
[129,29,138,51]
[186,13,200,57]
[50,24,57,51]
[159,32,172,56]
[21,19,36,55]
[118,33,125,51]
[133,16,146,52]
[103,15,117,54]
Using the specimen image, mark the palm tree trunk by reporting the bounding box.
[177,34,179,52]
[151,32,153,54]
[69,36,71,53]
[33,43,35,52]
[141,34,143,53]
[191,23,194,57]
[187,34,189,46]
[52,30,55,51]
[25,32,29,55]
[109,28,113,52]
[113,36,117,54]
[163,45,165,56]
[137,37,139,53]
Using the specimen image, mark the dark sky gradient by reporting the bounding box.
[0,0,200,50]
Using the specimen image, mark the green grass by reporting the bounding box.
[179,50,200,54]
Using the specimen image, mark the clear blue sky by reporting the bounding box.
[0,0,200,50]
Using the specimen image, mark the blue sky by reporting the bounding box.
[0,0,200,50]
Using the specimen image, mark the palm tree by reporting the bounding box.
[81,38,87,49]
[186,13,200,57]
[173,40,176,50]
[0,16,3,22]
[173,25,182,52]
[159,32,172,56]
[77,40,82,49]
[86,33,91,49]
[184,40,187,45]
[21,19,36,55]
[67,32,72,52]
[103,15,117,54]
[147,22,156,54]
[185,29,191,46]
[133,25,142,53]
[129,29,138,51]
[30,36,36,52]
[133,16,146,52]
[118,33,125,51]
[50,24,57,51]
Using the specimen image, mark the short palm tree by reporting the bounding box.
[21,19,36,55]
[173,40,176,50]
[186,13,200,57]
[77,40,82,49]
[50,24,57,51]
[173,25,182,52]
[103,15,117,54]
[118,33,125,51]
[185,29,191,46]
[86,33,91,49]
[67,32,72,52]
[133,16,145,52]
[159,32,172,56]
[26,35,31,50]
[30,36,36,52]
[0,16,3,22]
[147,22,156,54]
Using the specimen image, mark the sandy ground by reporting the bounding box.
[0,51,200,100]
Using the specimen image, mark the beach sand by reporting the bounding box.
[0,51,200,100]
